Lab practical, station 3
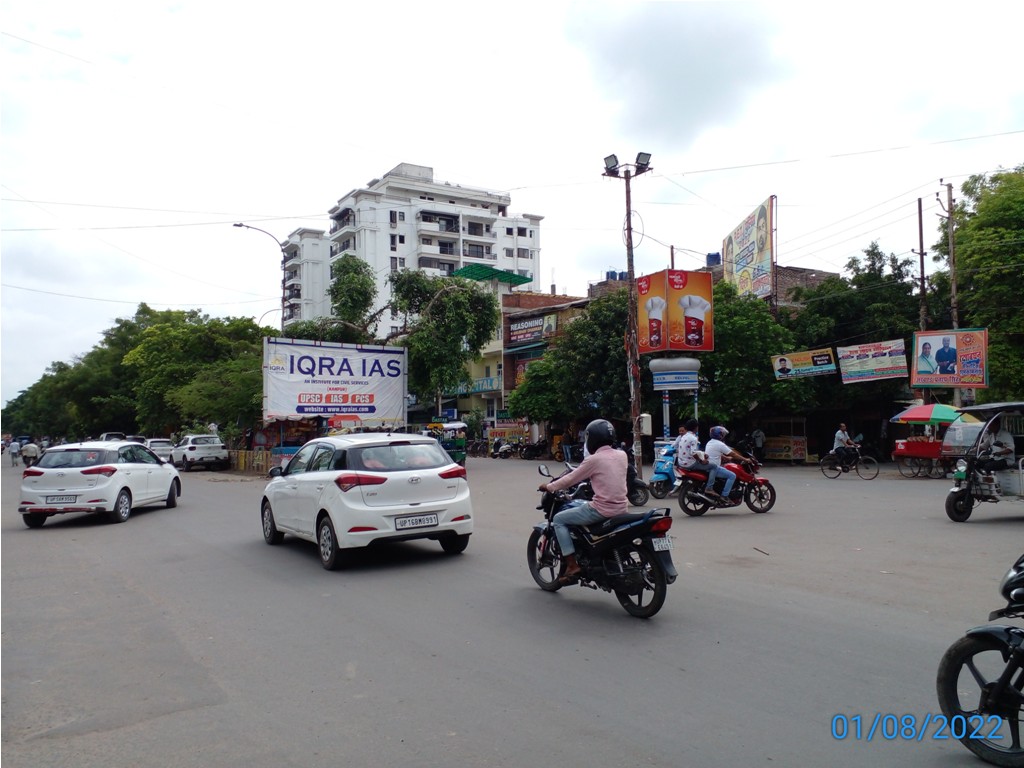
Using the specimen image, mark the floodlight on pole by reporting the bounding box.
[233,222,287,333]
[602,152,652,479]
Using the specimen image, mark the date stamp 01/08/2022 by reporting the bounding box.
[831,713,1005,743]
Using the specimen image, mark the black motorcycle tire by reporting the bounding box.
[945,488,975,523]
[678,481,710,517]
[613,545,667,619]
[745,481,776,513]
[628,485,650,507]
[526,529,564,592]
[649,480,671,499]
[936,634,1024,767]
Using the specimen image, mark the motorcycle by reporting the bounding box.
[528,464,677,618]
[936,553,1024,767]
[521,437,549,460]
[676,453,776,516]
[649,444,678,499]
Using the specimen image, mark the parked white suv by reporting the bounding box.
[171,435,229,472]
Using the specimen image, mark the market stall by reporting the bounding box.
[890,403,959,478]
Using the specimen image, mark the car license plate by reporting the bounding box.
[395,513,439,531]
[652,536,673,552]
[46,495,77,504]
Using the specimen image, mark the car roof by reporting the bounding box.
[46,441,147,450]
[957,402,1024,415]
[307,433,438,448]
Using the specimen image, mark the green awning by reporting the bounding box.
[452,264,532,286]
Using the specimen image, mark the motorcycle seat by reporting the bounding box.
[586,512,649,533]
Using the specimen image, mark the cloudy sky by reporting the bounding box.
[2,0,1022,407]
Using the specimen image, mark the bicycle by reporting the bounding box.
[819,446,879,480]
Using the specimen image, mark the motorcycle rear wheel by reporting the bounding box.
[649,480,671,499]
[613,546,667,619]
[678,482,711,516]
[936,634,1024,767]
[527,529,564,591]
[819,456,841,479]
[628,485,650,507]
[745,481,776,513]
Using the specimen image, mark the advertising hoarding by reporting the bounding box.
[722,196,773,299]
[262,337,407,427]
[636,269,714,353]
[771,348,837,380]
[836,339,908,383]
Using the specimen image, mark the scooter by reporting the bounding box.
[491,438,514,459]
[649,444,678,499]
[936,553,1024,766]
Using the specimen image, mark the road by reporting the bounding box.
[3,455,1022,767]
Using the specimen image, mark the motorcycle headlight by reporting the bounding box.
[955,459,967,473]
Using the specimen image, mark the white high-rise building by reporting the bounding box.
[281,163,543,330]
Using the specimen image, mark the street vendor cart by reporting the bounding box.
[890,402,959,478]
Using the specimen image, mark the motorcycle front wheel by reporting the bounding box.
[745,481,776,513]
[628,485,650,507]
[649,479,671,499]
[678,481,711,517]
[527,528,564,591]
[613,546,667,619]
[936,634,1024,767]
[945,488,976,523]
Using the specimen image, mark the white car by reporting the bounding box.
[171,435,229,471]
[146,438,174,462]
[18,441,181,527]
[260,433,473,569]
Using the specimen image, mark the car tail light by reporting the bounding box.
[650,516,673,534]
[23,468,44,478]
[334,473,387,492]
[188,446,197,451]
[439,465,467,480]
[451,514,471,522]
[81,465,118,478]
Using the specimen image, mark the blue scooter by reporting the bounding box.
[649,444,678,499]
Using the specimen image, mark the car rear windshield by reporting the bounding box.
[350,442,451,472]
[193,436,222,445]
[36,449,114,469]
[149,440,172,448]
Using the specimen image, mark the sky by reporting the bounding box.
[2,0,1022,408]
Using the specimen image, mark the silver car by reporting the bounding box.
[146,438,174,462]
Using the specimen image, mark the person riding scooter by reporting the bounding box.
[537,419,628,585]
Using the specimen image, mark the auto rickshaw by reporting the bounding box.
[427,421,467,466]
[941,402,1024,522]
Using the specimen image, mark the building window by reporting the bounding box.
[390,257,406,271]
[391,326,400,335]
[390,307,398,319]
[439,241,455,255]
[390,210,406,223]
[505,247,513,259]
[518,227,527,237]
[390,234,406,251]
[421,237,433,245]
[517,248,530,259]
[506,227,513,236]
[518,269,531,278]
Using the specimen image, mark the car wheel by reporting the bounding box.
[108,489,132,524]
[318,516,347,570]
[22,513,46,528]
[440,533,470,555]
[181,457,191,472]
[261,500,284,545]
[165,479,180,508]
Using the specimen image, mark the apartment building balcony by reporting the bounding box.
[283,270,300,285]
[286,287,301,300]
[463,244,496,260]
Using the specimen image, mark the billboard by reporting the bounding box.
[910,329,989,389]
[771,348,837,380]
[837,339,908,384]
[262,337,407,426]
[636,269,714,353]
[722,196,773,299]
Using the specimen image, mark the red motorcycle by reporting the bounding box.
[676,455,776,516]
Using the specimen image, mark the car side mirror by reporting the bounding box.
[268,466,284,478]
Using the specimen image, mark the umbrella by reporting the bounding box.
[889,403,961,425]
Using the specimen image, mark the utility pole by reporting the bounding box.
[915,198,927,332]
[937,181,961,407]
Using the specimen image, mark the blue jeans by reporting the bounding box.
[705,465,736,497]
[552,502,606,557]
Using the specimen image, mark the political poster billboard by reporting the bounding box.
[771,348,837,380]
[910,329,989,389]
[722,196,773,299]
[262,337,407,427]
[636,269,714,353]
[837,339,908,383]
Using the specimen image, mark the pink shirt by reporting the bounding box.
[546,445,628,517]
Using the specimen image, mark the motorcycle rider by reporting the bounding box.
[703,426,748,504]
[538,419,628,585]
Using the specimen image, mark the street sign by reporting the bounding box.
[652,371,698,391]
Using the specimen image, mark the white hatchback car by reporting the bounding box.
[146,438,174,462]
[261,433,473,569]
[18,441,181,527]
[171,435,229,472]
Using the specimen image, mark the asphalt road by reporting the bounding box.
[3,455,1022,768]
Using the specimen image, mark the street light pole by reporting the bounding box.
[603,153,652,479]
[233,223,286,333]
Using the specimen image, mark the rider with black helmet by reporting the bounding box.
[538,419,628,584]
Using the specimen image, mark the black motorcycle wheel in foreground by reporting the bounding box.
[936,553,1024,767]
[529,464,676,618]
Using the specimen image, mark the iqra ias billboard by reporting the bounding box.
[262,337,407,428]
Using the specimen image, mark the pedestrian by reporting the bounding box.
[750,425,766,461]
[10,440,21,466]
